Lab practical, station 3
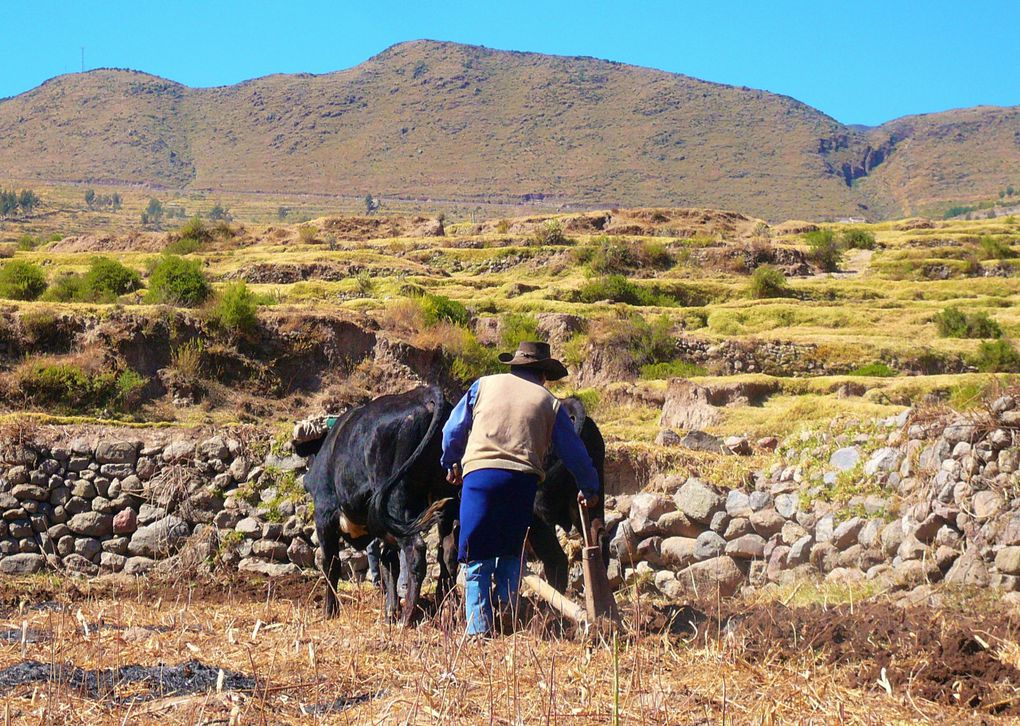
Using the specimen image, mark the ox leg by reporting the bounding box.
[400,535,428,626]
[379,542,401,624]
[529,519,568,593]
[436,505,460,606]
[317,520,343,618]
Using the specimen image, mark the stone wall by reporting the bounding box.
[611,399,1020,600]
[0,432,367,580]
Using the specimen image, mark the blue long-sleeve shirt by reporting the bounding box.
[440,372,600,498]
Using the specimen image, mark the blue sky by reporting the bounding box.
[1,1,1017,126]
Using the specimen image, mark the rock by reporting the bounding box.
[774,493,798,519]
[897,535,927,561]
[724,436,751,455]
[724,517,751,539]
[725,490,752,518]
[679,430,725,453]
[71,536,100,559]
[998,515,1020,546]
[62,554,99,576]
[863,448,903,477]
[670,556,745,598]
[766,545,791,580]
[780,521,808,545]
[757,436,779,451]
[694,531,726,560]
[137,504,168,525]
[995,546,1020,575]
[609,520,639,564]
[892,559,941,589]
[128,515,189,557]
[654,570,677,594]
[236,517,262,538]
[213,510,243,529]
[973,491,1003,520]
[831,517,864,550]
[123,556,156,575]
[911,514,943,544]
[229,457,251,482]
[654,430,682,447]
[67,512,113,537]
[857,519,883,549]
[113,508,138,535]
[12,484,49,501]
[103,537,129,555]
[674,478,723,523]
[748,491,773,512]
[162,441,195,463]
[660,380,722,431]
[881,522,905,556]
[787,535,813,566]
[660,537,698,568]
[943,422,977,444]
[749,509,785,538]
[197,436,230,462]
[635,537,663,567]
[238,558,300,577]
[94,440,137,465]
[628,493,675,538]
[100,552,126,571]
[0,553,45,574]
[725,534,766,559]
[135,458,156,481]
[287,539,315,568]
[252,539,289,562]
[655,510,701,538]
[825,567,865,584]
[829,447,861,472]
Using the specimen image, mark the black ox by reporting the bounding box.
[300,385,606,625]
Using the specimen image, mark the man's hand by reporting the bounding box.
[446,464,463,486]
[577,490,599,508]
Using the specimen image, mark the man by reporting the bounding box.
[441,341,600,637]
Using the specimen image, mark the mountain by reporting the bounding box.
[0,40,1016,221]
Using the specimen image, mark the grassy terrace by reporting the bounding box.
[1,189,1019,451]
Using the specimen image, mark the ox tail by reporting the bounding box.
[368,386,448,539]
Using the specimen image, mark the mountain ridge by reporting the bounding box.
[0,39,1016,220]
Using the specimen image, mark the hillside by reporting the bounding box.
[0,40,1017,221]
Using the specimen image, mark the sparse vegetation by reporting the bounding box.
[531,220,569,246]
[972,340,1020,372]
[841,228,876,250]
[804,229,843,272]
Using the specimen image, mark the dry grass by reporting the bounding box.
[0,575,1011,724]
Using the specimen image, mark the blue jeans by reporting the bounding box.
[464,556,522,635]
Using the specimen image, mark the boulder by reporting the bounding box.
[660,537,698,568]
[724,517,752,540]
[197,436,230,462]
[12,485,49,502]
[774,493,798,519]
[749,509,785,538]
[287,539,315,568]
[995,546,1020,576]
[162,441,196,463]
[660,380,722,431]
[238,558,300,577]
[787,535,813,566]
[694,531,726,560]
[236,517,262,538]
[128,515,190,557]
[100,552,126,572]
[724,490,752,518]
[0,553,46,574]
[973,491,1003,520]
[863,448,903,477]
[725,534,766,560]
[67,512,113,537]
[74,538,102,560]
[670,556,745,598]
[628,493,675,538]
[252,539,289,562]
[113,508,138,535]
[62,554,99,576]
[829,447,861,472]
[831,517,864,550]
[655,510,701,538]
[123,556,156,575]
[674,478,723,523]
[679,430,725,454]
[95,440,138,465]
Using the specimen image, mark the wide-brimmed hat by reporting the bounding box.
[498,341,568,381]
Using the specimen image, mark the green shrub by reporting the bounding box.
[145,255,211,307]
[15,235,39,251]
[42,273,87,302]
[297,225,318,244]
[578,275,648,305]
[419,294,469,326]
[212,281,260,335]
[451,335,502,383]
[804,229,843,272]
[972,340,1020,372]
[840,228,876,250]
[933,307,1002,338]
[749,264,787,298]
[531,220,569,246]
[115,369,148,408]
[499,313,541,349]
[83,257,141,301]
[639,360,707,379]
[977,236,1016,260]
[575,236,673,274]
[0,260,47,300]
[848,362,896,377]
[164,237,202,255]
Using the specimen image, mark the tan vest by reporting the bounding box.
[461,374,561,480]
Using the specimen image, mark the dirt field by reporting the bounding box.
[0,575,1015,724]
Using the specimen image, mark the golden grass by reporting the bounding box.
[0,575,998,725]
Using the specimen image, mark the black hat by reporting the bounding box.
[498,341,568,381]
